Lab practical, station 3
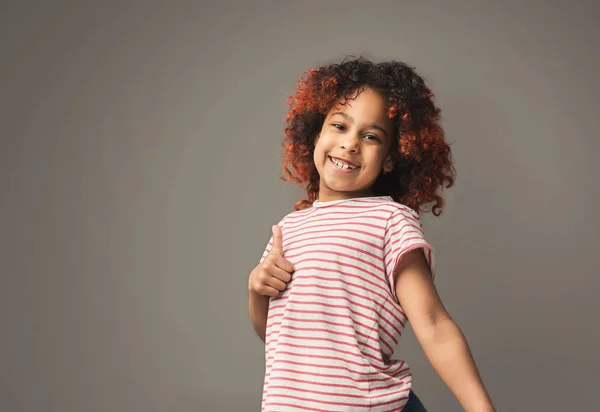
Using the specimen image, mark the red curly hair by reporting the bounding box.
[280,55,456,216]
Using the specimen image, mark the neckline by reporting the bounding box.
[312,195,393,208]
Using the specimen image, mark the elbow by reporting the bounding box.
[413,312,454,344]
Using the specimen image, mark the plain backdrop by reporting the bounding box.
[1,1,599,411]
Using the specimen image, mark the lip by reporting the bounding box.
[328,155,360,173]
[328,155,360,168]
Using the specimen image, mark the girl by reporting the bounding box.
[248,55,495,411]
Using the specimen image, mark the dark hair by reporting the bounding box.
[280,55,456,216]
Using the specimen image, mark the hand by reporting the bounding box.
[249,225,294,297]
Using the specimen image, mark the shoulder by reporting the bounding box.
[278,207,314,226]
[378,201,427,242]
[380,200,420,222]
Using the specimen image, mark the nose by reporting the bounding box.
[340,132,360,152]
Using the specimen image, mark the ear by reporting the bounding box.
[382,154,395,174]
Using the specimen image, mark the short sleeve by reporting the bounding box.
[258,217,285,265]
[383,207,436,302]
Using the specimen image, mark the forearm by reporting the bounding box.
[417,318,495,412]
[248,288,269,342]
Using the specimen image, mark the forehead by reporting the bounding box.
[328,88,389,120]
[327,88,394,137]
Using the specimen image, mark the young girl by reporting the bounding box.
[248,56,495,411]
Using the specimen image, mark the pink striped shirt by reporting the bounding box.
[258,195,436,411]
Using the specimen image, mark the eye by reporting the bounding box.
[331,124,380,142]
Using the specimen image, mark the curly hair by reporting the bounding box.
[280,55,456,216]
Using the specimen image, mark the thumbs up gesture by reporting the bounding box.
[249,225,294,297]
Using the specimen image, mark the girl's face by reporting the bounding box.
[313,87,395,202]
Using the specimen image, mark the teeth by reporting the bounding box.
[336,160,346,169]
[331,157,356,170]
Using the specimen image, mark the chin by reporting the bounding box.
[324,180,366,193]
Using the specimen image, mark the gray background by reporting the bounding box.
[1,1,598,411]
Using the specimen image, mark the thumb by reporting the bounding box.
[270,225,284,256]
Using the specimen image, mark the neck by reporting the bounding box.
[317,187,375,203]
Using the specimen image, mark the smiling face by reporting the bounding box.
[313,87,396,202]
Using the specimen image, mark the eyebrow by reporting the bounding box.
[331,112,388,137]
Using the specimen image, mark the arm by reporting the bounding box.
[248,224,293,343]
[394,248,496,412]
[248,264,269,342]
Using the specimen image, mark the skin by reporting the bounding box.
[313,87,396,202]
[249,87,496,411]
[394,249,495,411]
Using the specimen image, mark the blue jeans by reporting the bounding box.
[403,390,427,411]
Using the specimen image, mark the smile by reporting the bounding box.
[329,156,360,171]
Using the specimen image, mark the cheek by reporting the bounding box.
[313,139,326,162]
[364,152,387,170]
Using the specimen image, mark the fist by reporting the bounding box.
[249,224,294,297]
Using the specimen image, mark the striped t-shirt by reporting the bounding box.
[258,195,436,411]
